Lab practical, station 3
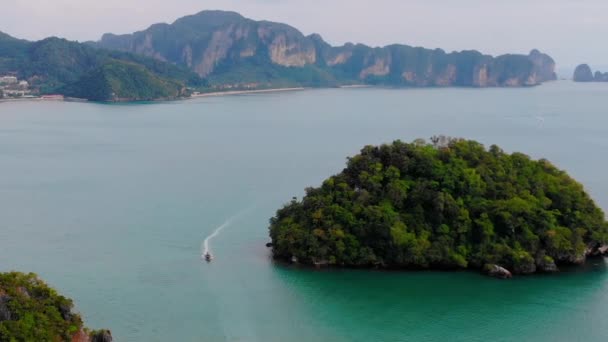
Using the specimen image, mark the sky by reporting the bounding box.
[3,0,608,69]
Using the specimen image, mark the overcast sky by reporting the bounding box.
[3,0,608,69]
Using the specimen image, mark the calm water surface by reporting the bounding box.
[0,81,607,341]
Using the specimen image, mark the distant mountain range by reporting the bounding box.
[96,10,557,89]
[0,10,557,102]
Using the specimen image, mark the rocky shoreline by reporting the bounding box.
[191,87,306,98]
[270,242,608,279]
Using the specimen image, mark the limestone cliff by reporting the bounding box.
[573,64,594,82]
[99,11,317,78]
[574,64,608,82]
[97,10,557,89]
[528,49,557,82]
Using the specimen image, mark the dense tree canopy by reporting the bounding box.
[269,138,608,274]
[60,60,186,102]
[0,272,111,341]
[0,34,204,100]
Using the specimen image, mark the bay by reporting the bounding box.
[0,81,607,341]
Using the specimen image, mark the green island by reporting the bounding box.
[0,272,111,341]
[269,137,608,277]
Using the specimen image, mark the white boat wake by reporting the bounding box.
[201,208,251,260]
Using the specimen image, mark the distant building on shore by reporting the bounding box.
[0,76,18,84]
[3,89,28,97]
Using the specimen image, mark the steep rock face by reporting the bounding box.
[573,64,594,82]
[473,64,490,87]
[528,49,557,82]
[574,64,608,82]
[99,11,317,77]
[90,330,113,342]
[485,265,513,279]
[359,52,391,79]
[537,256,559,273]
[72,329,113,342]
[0,293,11,321]
[195,24,239,76]
[258,22,316,67]
[97,10,557,88]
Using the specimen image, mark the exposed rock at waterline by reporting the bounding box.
[485,264,513,279]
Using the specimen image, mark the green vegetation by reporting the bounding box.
[0,33,204,101]
[61,60,186,102]
[208,55,342,89]
[1,9,556,101]
[269,138,608,274]
[0,272,110,341]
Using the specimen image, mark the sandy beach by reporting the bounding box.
[191,87,306,98]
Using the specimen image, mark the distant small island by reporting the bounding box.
[573,64,608,82]
[269,137,608,278]
[0,272,111,341]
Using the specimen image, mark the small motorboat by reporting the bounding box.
[204,252,214,262]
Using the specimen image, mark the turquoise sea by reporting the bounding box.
[0,81,607,341]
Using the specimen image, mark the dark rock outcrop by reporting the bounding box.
[59,302,74,321]
[553,252,586,265]
[514,261,537,275]
[485,264,513,279]
[586,242,608,257]
[0,294,12,321]
[537,255,559,273]
[90,330,113,342]
[72,329,113,342]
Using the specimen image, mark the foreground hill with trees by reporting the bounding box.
[269,138,608,277]
[0,272,111,341]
